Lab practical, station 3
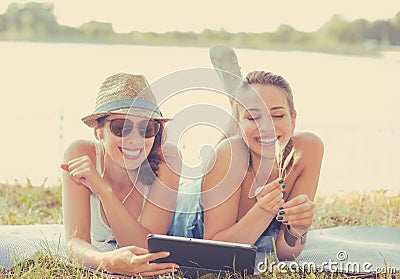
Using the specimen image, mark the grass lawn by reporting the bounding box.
[0,181,399,278]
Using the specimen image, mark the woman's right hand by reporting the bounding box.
[255,178,285,215]
[101,245,179,277]
[61,155,107,196]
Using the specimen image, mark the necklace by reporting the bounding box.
[121,164,141,205]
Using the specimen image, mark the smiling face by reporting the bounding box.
[100,114,157,170]
[236,84,296,159]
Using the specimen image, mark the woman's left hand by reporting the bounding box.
[276,194,314,232]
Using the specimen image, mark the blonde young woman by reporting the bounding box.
[62,73,181,276]
[201,71,324,260]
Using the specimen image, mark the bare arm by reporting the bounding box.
[87,143,181,249]
[62,140,179,274]
[275,133,324,260]
[62,140,151,249]
[139,144,181,234]
[202,138,280,244]
[101,143,181,248]
[62,140,105,268]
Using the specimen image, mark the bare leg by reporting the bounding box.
[209,46,243,102]
[209,46,243,139]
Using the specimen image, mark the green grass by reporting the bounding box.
[0,181,399,278]
[0,180,63,225]
[313,189,400,229]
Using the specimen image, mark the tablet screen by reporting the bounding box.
[147,234,256,278]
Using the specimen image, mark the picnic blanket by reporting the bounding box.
[1,224,399,275]
[0,224,66,270]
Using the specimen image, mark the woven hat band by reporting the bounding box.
[94,98,162,117]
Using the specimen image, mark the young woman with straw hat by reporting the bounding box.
[61,73,181,276]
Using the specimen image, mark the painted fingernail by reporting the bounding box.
[278,179,284,184]
[279,206,284,210]
[283,221,288,224]
[279,210,285,215]
[281,184,286,189]
[61,163,69,171]
[277,216,283,221]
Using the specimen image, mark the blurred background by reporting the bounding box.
[0,1,399,195]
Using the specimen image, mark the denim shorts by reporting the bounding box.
[167,178,204,239]
[254,218,281,253]
[167,178,281,255]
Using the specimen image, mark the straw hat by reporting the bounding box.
[81,73,167,127]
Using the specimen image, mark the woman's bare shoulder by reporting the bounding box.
[216,136,248,156]
[203,136,248,176]
[292,132,324,151]
[291,132,324,165]
[63,139,96,161]
[159,142,182,170]
[161,142,180,157]
[160,142,181,164]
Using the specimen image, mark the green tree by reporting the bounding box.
[345,19,370,44]
[319,14,350,43]
[390,12,400,43]
[79,21,115,40]
[1,2,59,38]
[369,19,391,43]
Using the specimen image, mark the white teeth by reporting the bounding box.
[122,148,140,156]
[258,137,276,144]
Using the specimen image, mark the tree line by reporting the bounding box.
[1,2,399,55]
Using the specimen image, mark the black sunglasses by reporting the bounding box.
[106,118,160,138]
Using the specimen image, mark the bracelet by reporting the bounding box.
[284,225,307,247]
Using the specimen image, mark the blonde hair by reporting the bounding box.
[234,70,296,117]
[232,70,296,168]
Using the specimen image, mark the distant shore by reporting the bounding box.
[0,38,391,57]
[1,2,400,58]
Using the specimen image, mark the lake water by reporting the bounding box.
[0,42,399,195]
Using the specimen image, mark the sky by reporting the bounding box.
[0,0,400,33]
